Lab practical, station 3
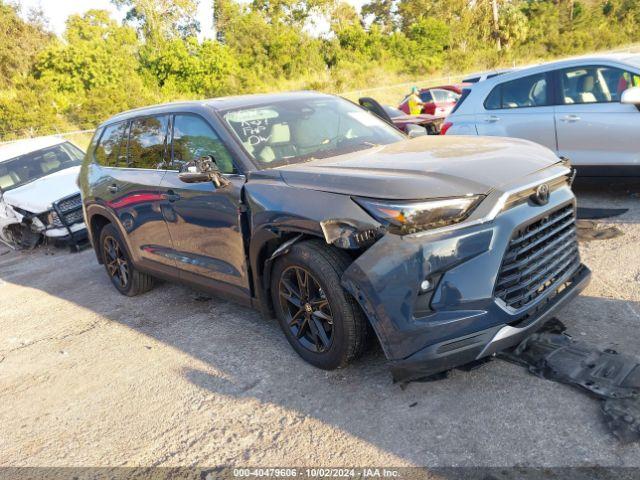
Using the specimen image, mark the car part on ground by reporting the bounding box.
[0,137,88,250]
[81,91,590,376]
[576,207,628,220]
[499,318,640,443]
[576,219,624,241]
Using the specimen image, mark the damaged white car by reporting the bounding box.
[0,136,87,249]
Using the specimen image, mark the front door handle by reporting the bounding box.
[561,114,581,122]
[107,184,118,194]
[485,115,500,123]
[166,190,181,202]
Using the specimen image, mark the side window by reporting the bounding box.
[420,91,433,103]
[484,86,501,110]
[432,89,459,103]
[485,74,549,110]
[94,122,127,167]
[172,114,236,174]
[561,65,640,105]
[128,115,169,169]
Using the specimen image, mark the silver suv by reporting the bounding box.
[444,54,640,176]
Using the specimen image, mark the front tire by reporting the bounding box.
[270,239,369,370]
[99,223,154,297]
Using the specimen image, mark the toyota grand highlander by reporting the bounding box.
[79,91,590,382]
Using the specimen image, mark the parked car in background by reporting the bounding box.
[358,97,444,135]
[398,85,466,117]
[462,69,514,84]
[79,91,590,382]
[444,54,640,176]
[0,137,87,249]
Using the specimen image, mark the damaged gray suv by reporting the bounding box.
[79,92,591,382]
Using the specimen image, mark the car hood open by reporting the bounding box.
[2,166,81,213]
[276,136,561,200]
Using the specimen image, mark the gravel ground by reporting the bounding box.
[0,179,639,468]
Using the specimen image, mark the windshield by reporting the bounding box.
[221,97,405,169]
[0,142,84,192]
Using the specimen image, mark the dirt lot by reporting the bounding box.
[1,180,639,468]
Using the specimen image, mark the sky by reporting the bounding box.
[17,0,216,39]
[16,0,365,39]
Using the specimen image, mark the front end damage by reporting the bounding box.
[326,171,591,383]
[0,192,87,250]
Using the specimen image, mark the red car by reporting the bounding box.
[358,98,444,135]
[398,84,468,117]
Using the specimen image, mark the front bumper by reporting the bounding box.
[44,222,87,239]
[341,181,590,382]
[387,265,590,382]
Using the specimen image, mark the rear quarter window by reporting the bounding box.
[94,122,128,167]
[484,73,549,110]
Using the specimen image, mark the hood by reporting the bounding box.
[276,136,560,200]
[2,166,81,213]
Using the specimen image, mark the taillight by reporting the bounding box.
[440,122,453,135]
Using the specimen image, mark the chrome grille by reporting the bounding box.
[52,193,84,227]
[57,194,82,213]
[495,203,579,310]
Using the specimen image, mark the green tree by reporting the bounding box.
[113,0,199,47]
[361,0,397,31]
[0,1,52,89]
[33,10,153,127]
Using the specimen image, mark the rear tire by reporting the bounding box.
[270,239,369,370]
[99,223,154,296]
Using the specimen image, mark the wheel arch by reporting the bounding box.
[86,206,134,265]
[250,227,324,319]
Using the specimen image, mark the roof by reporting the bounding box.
[102,91,333,127]
[0,136,66,163]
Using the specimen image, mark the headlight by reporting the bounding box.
[354,195,483,235]
[46,210,63,228]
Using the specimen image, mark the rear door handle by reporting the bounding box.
[107,184,118,194]
[166,190,181,202]
[561,114,581,122]
[485,115,500,123]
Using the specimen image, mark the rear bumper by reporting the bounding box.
[387,264,591,382]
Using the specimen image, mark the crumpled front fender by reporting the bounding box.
[341,227,494,360]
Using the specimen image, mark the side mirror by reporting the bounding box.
[405,124,428,138]
[178,155,230,188]
[621,86,640,106]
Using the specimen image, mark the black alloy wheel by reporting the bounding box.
[279,266,334,353]
[103,235,130,290]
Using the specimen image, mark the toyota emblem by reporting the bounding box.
[532,184,550,206]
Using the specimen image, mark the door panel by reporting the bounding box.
[477,73,557,151]
[92,117,176,269]
[554,65,640,166]
[100,167,176,268]
[476,106,557,151]
[159,113,250,297]
[159,173,250,294]
[554,103,640,166]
